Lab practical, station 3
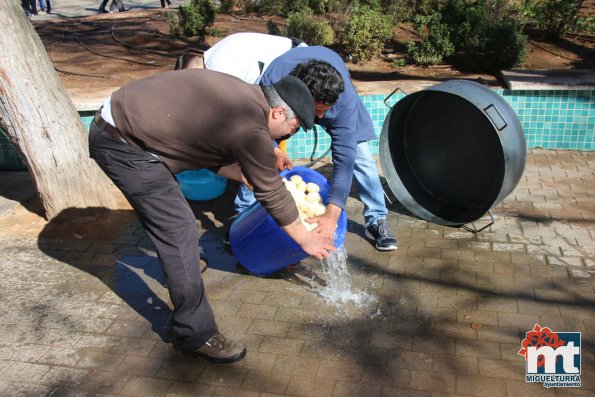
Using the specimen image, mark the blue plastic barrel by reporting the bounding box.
[229,166,347,275]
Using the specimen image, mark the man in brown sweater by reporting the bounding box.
[89,69,333,363]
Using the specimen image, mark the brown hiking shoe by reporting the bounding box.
[182,332,246,363]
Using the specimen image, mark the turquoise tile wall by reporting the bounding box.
[80,111,95,129]
[0,131,26,170]
[284,89,595,158]
[286,91,407,160]
[499,89,594,151]
[2,89,594,170]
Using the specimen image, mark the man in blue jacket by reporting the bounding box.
[204,34,397,250]
[264,46,397,250]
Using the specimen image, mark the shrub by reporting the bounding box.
[407,39,446,65]
[441,0,487,58]
[326,0,352,13]
[267,19,285,36]
[309,0,331,14]
[166,10,183,38]
[575,15,595,34]
[218,0,235,13]
[235,0,262,13]
[263,0,291,15]
[392,57,407,68]
[482,20,528,71]
[168,0,217,38]
[406,12,453,65]
[343,4,393,61]
[237,0,327,16]
[284,0,311,15]
[286,10,336,45]
[381,0,415,23]
[440,0,527,71]
[413,0,444,16]
[355,0,382,10]
[534,0,582,38]
[484,0,513,23]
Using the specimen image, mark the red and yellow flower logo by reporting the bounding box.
[519,324,566,367]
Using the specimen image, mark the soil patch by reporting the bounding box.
[33,10,595,95]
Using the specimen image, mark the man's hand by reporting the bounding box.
[306,203,342,245]
[274,146,292,171]
[241,174,253,191]
[282,217,335,260]
[300,232,335,260]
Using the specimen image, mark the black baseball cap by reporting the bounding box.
[272,76,315,130]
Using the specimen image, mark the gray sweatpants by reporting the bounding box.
[88,120,217,351]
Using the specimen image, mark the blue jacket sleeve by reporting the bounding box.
[318,84,375,209]
[320,102,358,209]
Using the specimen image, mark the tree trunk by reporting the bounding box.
[0,0,117,220]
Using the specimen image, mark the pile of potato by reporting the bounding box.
[283,175,326,231]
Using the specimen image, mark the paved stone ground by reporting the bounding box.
[28,0,187,20]
[0,148,593,396]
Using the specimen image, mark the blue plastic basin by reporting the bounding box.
[229,166,347,275]
[176,169,227,201]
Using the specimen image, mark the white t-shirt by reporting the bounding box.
[204,32,307,84]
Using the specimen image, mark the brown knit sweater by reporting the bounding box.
[109,68,298,226]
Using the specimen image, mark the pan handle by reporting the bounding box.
[383,87,408,109]
[483,104,508,131]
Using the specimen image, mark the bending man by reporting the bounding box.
[88,69,333,363]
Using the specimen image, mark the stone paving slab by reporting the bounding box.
[0,149,594,396]
[29,0,187,20]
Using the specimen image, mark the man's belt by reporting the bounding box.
[93,111,121,140]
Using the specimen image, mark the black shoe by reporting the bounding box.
[223,225,231,246]
[365,219,397,251]
[223,215,236,246]
[99,8,108,13]
[179,332,246,364]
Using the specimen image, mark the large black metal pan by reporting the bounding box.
[379,80,526,226]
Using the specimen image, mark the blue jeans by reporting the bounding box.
[234,140,388,226]
[38,0,50,11]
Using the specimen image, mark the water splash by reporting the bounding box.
[316,245,377,309]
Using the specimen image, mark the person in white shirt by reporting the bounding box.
[202,32,307,83]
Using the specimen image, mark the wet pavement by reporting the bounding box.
[0,150,593,396]
[3,1,594,395]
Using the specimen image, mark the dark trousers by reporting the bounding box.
[88,120,217,351]
[21,0,37,14]
[99,0,125,12]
